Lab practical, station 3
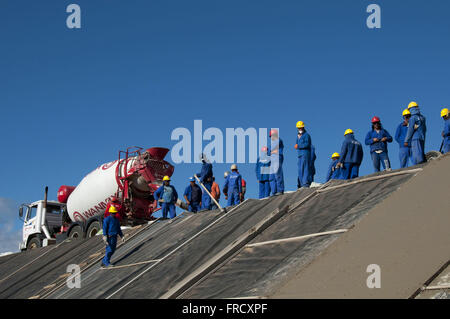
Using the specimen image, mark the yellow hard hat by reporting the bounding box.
[407,101,418,109]
[344,129,353,136]
[163,176,171,181]
[441,108,449,118]
[331,152,340,159]
[402,109,411,117]
[296,121,305,128]
[109,206,118,213]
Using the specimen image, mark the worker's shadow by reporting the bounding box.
[113,239,152,265]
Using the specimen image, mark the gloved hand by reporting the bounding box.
[102,236,108,245]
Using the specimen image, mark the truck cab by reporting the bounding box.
[19,200,66,251]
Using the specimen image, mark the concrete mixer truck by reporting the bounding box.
[19,146,179,251]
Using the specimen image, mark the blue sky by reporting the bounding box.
[1,0,449,252]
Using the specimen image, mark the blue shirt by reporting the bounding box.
[197,162,213,184]
[326,159,340,182]
[154,184,178,204]
[339,134,364,165]
[405,108,427,143]
[255,154,271,182]
[183,184,201,203]
[395,122,411,149]
[103,215,123,237]
[364,128,393,153]
[295,131,312,157]
[224,171,242,194]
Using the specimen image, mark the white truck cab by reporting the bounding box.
[19,200,66,251]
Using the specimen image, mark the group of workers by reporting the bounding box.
[100,102,449,267]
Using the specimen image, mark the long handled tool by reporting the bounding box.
[439,139,444,153]
[193,174,225,212]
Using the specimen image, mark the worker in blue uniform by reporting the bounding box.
[154,175,178,219]
[101,206,124,267]
[441,108,450,154]
[325,152,341,182]
[255,146,271,199]
[183,177,202,212]
[195,153,213,210]
[295,121,312,188]
[395,109,412,168]
[337,129,364,180]
[309,145,317,185]
[404,101,427,165]
[268,129,284,195]
[365,116,393,172]
[223,164,242,206]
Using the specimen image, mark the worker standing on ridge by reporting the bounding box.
[441,108,450,154]
[101,206,124,268]
[325,153,341,182]
[404,101,427,165]
[210,177,221,210]
[268,129,285,195]
[195,153,214,210]
[309,145,317,185]
[154,176,178,219]
[223,164,242,206]
[294,121,312,188]
[104,196,123,221]
[256,146,271,198]
[336,129,364,180]
[395,109,412,168]
[183,177,202,212]
[365,116,393,172]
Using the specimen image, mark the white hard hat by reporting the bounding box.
[230,164,237,170]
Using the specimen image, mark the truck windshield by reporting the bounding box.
[27,206,37,220]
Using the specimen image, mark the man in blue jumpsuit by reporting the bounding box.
[223,164,242,206]
[395,109,412,168]
[295,121,312,188]
[101,206,124,267]
[183,177,202,212]
[441,108,450,154]
[309,145,317,185]
[404,101,427,165]
[325,152,341,182]
[268,129,284,195]
[154,175,178,219]
[195,154,213,210]
[337,129,364,180]
[255,146,271,199]
[365,116,393,172]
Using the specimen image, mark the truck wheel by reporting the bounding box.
[68,225,84,239]
[27,237,41,250]
[86,221,101,238]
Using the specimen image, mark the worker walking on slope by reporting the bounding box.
[365,116,393,172]
[395,109,412,168]
[210,177,221,210]
[325,153,341,182]
[294,121,313,188]
[337,129,364,180]
[101,206,124,268]
[256,146,271,198]
[223,164,242,206]
[268,129,285,195]
[441,108,450,154]
[154,176,178,219]
[404,101,427,165]
[183,177,202,212]
[195,153,214,210]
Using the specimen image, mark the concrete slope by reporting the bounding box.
[271,154,450,299]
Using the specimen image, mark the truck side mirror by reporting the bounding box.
[19,206,24,220]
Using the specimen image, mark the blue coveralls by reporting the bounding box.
[154,184,178,219]
[404,107,427,165]
[325,159,341,182]
[442,118,450,154]
[338,134,364,180]
[223,171,242,206]
[255,153,271,199]
[309,145,317,185]
[296,132,312,188]
[395,122,412,168]
[269,138,284,195]
[365,128,393,172]
[197,162,213,210]
[102,215,123,266]
[183,184,202,212]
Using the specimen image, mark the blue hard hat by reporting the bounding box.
[189,177,195,182]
